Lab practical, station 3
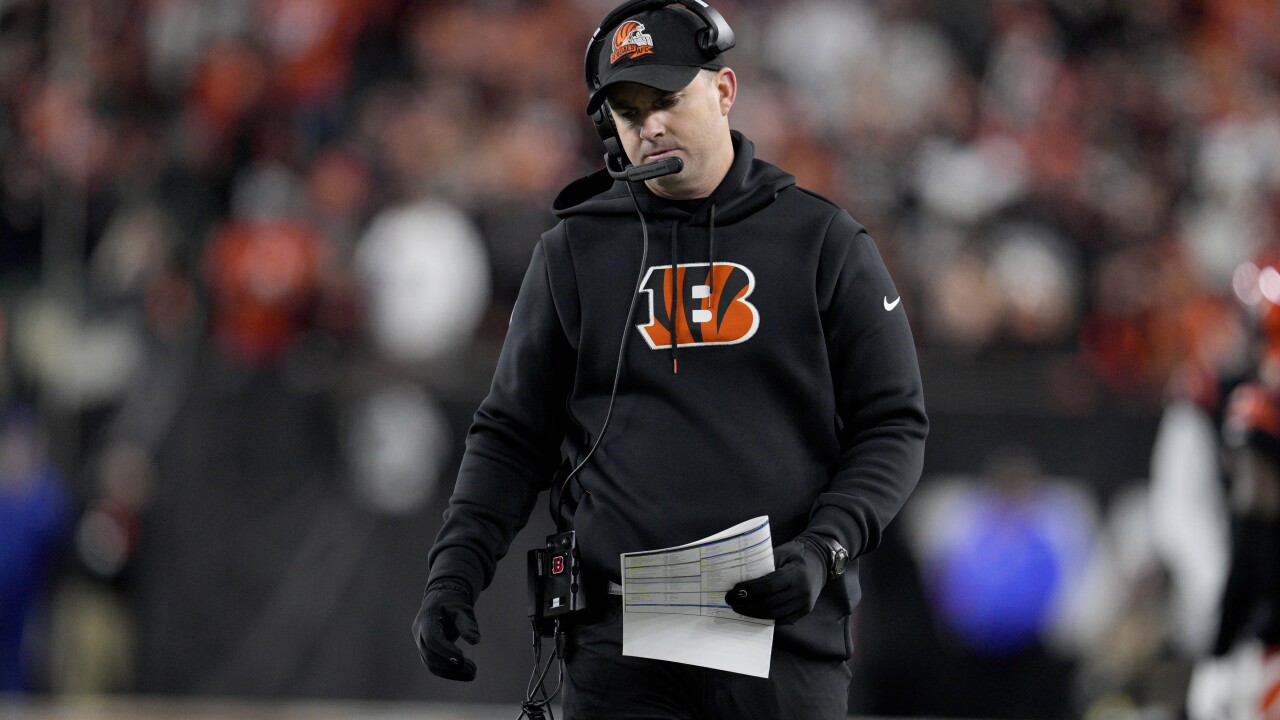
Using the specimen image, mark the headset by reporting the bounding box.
[582,0,736,179]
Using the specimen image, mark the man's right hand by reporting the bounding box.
[412,578,481,681]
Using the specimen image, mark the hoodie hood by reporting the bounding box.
[553,131,795,226]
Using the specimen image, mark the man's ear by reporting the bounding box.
[715,68,737,116]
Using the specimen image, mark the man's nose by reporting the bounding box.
[641,114,666,142]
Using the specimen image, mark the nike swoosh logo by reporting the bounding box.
[884,296,901,311]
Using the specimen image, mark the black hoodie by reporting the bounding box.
[427,131,927,660]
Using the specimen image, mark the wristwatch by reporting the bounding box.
[805,534,849,580]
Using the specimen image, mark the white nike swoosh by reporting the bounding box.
[883,296,901,311]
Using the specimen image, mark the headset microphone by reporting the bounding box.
[607,156,683,182]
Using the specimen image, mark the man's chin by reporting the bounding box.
[646,174,701,201]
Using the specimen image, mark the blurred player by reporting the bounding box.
[1187,247,1280,720]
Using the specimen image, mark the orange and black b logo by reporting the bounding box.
[636,262,759,350]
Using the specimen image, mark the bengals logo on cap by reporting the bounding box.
[637,262,759,349]
[610,20,655,64]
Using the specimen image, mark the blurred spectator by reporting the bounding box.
[904,447,1098,718]
[469,105,579,311]
[304,144,376,257]
[343,382,451,517]
[1148,292,1251,664]
[0,302,9,400]
[8,294,144,412]
[0,404,71,692]
[354,200,489,367]
[47,442,156,694]
[200,216,326,367]
[1073,484,1190,717]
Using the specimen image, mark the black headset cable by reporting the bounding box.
[553,178,650,528]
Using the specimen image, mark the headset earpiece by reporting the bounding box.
[592,102,627,174]
[695,10,734,56]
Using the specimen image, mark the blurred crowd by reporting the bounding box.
[2,0,1280,716]
[1,0,1278,409]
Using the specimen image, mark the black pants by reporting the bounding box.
[562,599,851,720]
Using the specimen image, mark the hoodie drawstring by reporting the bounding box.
[670,221,680,374]
[707,203,717,324]
[670,204,718,376]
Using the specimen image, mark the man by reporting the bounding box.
[413,3,927,718]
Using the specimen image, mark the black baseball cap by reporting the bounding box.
[586,6,727,114]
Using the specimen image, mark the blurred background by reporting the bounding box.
[1,0,1278,718]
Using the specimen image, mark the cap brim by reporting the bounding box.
[586,64,703,114]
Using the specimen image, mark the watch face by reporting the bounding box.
[832,548,849,576]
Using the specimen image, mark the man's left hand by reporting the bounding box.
[725,535,828,625]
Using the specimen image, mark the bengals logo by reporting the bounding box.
[637,262,759,350]
[610,20,655,64]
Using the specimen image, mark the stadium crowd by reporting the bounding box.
[2,0,1279,718]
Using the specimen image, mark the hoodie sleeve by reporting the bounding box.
[426,235,576,597]
[809,210,928,559]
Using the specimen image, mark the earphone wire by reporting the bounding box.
[553,178,649,529]
[524,180,649,715]
[518,618,566,719]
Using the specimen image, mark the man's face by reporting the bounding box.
[606,69,735,200]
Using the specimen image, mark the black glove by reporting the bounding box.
[412,578,481,681]
[725,535,828,625]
